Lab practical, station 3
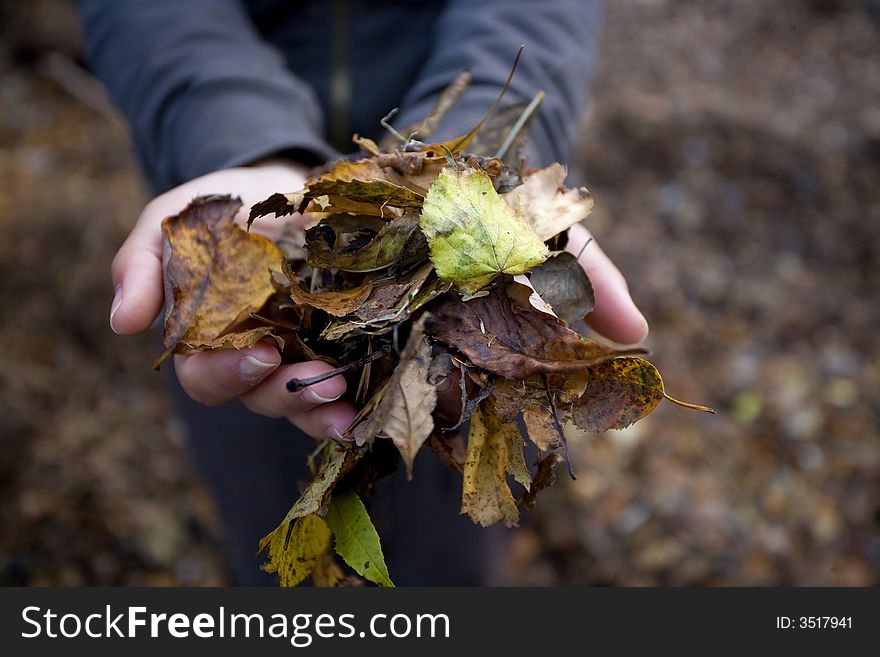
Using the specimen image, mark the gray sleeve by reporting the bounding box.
[392,0,603,168]
[77,0,339,193]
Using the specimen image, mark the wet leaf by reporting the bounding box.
[569,357,715,432]
[324,487,394,587]
[160,195,283,352]
[259,514,331,587]
[528,252,595,326]
[502,163,594,241]
[374,317,437,478]
[420,166,548,295]
[461,401,522,527]
[425,288,643,380]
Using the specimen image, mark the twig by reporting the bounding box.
[286,347,390,392]
[495,90,545,160]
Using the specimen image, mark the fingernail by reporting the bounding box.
[326,425,345,441]
[301,388,342,405]
[109,285,123,334]
[239,355,276,380]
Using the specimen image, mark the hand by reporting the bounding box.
[110,161,646,440]
[109,160,357,439]
[565,223,649,345]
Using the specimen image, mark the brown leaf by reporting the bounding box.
[461,400,522,527]
[522,404,562,451]
[248,191,306,226]
[528,252,595,326]
[304,194,402,219]
[374,317,437,478]
[428,429,467,474]
[306,159,425,208]
[283,260,374,316]
[160,195,283,351]
[501,163,594,241]
[181,326,285,353]
[375,151,427,176]
[520,451,562,511]
[425,288,644,380]
[354,262,433,322]
[568,357,715,432]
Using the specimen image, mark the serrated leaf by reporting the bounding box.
[419,166,548,295]
[259,514,331,587]
[324,487,394,587]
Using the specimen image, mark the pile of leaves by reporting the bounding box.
[156,61,712,587]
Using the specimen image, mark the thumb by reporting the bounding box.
[109,208,165,335]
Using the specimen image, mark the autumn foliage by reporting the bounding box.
[156,63,712,586]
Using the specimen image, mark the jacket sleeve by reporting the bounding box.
[76,0,339,193]
[391,0,603,169]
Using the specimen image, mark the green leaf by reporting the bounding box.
[419,166,548,295]
[325,487,394,587]
[259,514,331,587]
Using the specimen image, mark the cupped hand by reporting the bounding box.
[109,160,357,439]
[111,161,646,440]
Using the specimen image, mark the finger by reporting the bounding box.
[567,223,649,345]
[239,360,349,419]
[174,343,282,407]
[109,214,164,335]
[286,400,359,440]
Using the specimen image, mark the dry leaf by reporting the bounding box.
[528,252,595,326]
[461,401,524,527]
[568,357,714,431]
[502,164,594,241]
[425,288,643,380]
[181,326,284,352]
[374,317,437,478]
[160,195,283,351]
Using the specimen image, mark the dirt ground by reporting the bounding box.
[1,0,877,586]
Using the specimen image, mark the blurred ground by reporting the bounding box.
[1,0,877,586]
